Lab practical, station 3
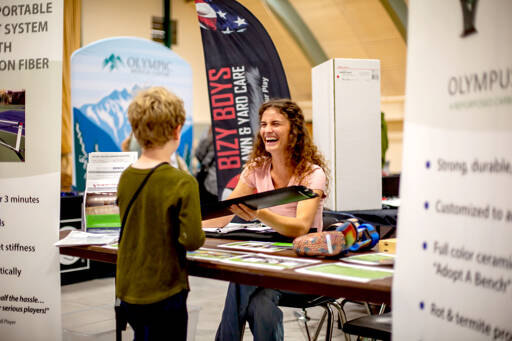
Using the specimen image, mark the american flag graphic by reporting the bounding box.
[196,0,248,34]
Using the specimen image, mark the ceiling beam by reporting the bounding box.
[263,0,328,67]
[379,0,408,42]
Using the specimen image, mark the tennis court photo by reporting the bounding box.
[0,89,25,162]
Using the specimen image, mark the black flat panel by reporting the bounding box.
[201,186,318,220]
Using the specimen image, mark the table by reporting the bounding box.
[59,236,392,305]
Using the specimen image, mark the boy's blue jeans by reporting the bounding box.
[215,283,284,341]
[120,290,188,341]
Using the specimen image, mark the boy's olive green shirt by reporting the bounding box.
[116,164,205,304]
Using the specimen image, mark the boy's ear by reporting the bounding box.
[174,125,182,140]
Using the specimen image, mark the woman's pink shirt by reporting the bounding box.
[240,160,326,230]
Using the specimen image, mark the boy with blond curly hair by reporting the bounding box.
[116,87,205,340]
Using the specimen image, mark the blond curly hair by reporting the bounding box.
[127,87,185,149]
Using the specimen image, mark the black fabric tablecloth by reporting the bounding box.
[323,208,398,228]
[205,207,398,241]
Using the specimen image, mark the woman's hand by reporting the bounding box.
[254,189,324,238]
[230,203,258,221]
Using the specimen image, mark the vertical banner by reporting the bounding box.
[71,37,194,191]
[0,1,63,340]
[195,0,290,199]
[394,1,512,340]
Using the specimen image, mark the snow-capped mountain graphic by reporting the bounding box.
[77,85,142,146]
[72,83,194,191]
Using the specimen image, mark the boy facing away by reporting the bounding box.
[116,87,205,340]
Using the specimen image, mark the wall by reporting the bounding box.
[82,0,210,127]
[82,0,161,44]
[80,0,404,173]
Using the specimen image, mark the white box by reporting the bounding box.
[312,58,382,211]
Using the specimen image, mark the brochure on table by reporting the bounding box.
[295,263,393,283]
[0,1,64,339]
[219,240,293,253]
[393,1,512,340]
[203,222,274,234]
[186,248,247,261]
[83,152,137,233]
[341,253,395,266]
[54,230,118,247]
[221,253,319,271]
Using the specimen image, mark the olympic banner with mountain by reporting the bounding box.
[195,0,290,199]
[71,37,194,191]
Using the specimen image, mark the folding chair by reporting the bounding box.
[330,299,391,341]
[341,311,391,341]
[279,293,337,341]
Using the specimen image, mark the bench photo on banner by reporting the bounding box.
[0,89,25,162]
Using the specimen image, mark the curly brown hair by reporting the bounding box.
[246,99,329,191]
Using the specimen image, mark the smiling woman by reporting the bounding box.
[202,98,330,341]
[202,98,329,238]
[249,99,329,191]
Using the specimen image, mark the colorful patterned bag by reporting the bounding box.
[293,231,346,257]
[293,220,360,257]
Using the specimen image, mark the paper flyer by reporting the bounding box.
[218,240,293,253]
[221,253,320,271]
[203,222,274,234]
[295,262,393,283]
[54,231,118,247]
[186,248,247,261]
[341,253,395,266]
[83,151,137,232]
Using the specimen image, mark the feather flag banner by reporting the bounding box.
[195,0,290,199]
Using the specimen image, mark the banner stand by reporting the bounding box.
[0,1,64,340]
[394,1,512,339]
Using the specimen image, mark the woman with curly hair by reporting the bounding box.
[203,99,329,341]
